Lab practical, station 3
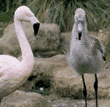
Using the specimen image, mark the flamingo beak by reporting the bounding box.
[78,32,82,40]
[77,21,83,40]
[103,56,106,61]
[33,22,40,36]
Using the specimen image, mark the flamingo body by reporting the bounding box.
[0,6,40,101]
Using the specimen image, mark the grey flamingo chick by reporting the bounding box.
[67,8,106,107]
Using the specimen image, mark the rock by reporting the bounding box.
[18,54,78,97]
[34,50,60,58]
[35,23,60,50]
[19,54,75,93]
[97,27,110,60]
[88,31,97,36]
[97,28,109,43]
[38,51,59,58]
[0,22,60,57]
[60,32,71,54]
[1,90,52,107]
[100,100,110,107]
[55,65,110,99]
[19,54,110,100]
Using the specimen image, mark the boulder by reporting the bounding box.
[97,28,109,43]
[100,101,110,107]
[35,51,60,58]
[18,54,110,100]
[88,31,97,36]
[1,90,52,107]
[34,23,60,51]
[19,54,75,94]
[60,32,71,54]
[97,27,110,61]
[0,22,60,57]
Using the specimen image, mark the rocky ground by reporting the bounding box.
[45,94,110,107]
[1,91,110,107]
[0,22,110,107]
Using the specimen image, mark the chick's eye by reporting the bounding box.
[75,17,78,21]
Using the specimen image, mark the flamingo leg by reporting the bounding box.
[82,75,87,107]
[94,73,98,107]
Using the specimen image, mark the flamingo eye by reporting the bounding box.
[75,16,78,21]
[24,12,32,17]
[27,14,32,17]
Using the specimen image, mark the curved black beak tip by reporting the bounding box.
[103,56,106,61]
[33,22,40,36]
[78,32,82,40]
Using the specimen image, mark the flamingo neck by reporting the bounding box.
[71,21,88,42]
[14,19,34,66]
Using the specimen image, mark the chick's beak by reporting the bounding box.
[78,32,82,40]
[77,22,83,40]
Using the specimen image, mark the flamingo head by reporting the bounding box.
[74,8,86,40]
[14,6,40,36]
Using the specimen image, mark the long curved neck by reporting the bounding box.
[70,20,89,52]
[14,19,34,65]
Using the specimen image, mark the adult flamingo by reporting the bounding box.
[0,6,40,101]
